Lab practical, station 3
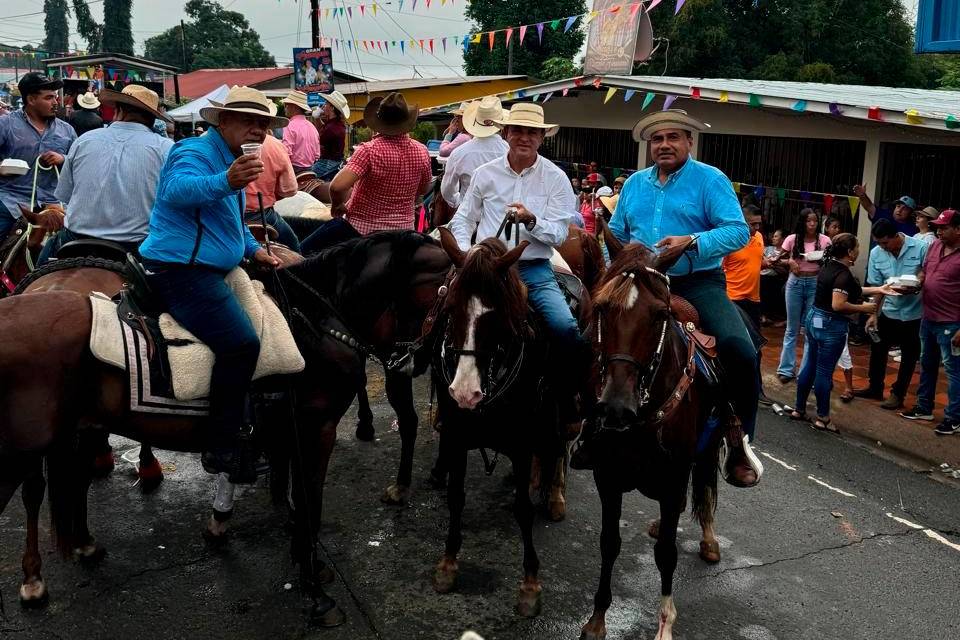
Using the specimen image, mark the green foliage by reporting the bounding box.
[539,56,581,81]
[409,121,437,144]
[464,0,587,77]
[102,0,135,55]
[144,0,275,71]
[72,0,103,52]
[352,126,374,145]
[43,0,70,55]
[930,55,960,89]
[797,62,837,84]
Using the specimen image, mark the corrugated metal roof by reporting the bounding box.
[335,75,526,95]
[164,68,292,99]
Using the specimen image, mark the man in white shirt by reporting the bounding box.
[440,95,509,210]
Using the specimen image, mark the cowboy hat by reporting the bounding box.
[364,92,419,135]
[599,193,619,214]
[200,85,289,128]
[318,90,350,119]
[463,96,503,138]
[632,108,709,142]
[450,100,472,116]
[493,103,559,137]
[100,85,172,123]
[918,205,939,219]
[76,91,100,110]
[281,89,311,113]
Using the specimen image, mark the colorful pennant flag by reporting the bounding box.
[564,16,577,32]
[519,25,527,45]
[642,92,655,110]
[471,33,481,44]
[732,182,740,194]
[718,91,729,103]
[823,194,834,212]
[648,0,664,9]
[792,100,807,112]
[604,87,618,103]
[543,92,554,103]
[905,109,923,125]
[754,185,765,199]
[749,94,761,107]
[488,31,495,50]
[562,88,570,97]
[829,103,843,115]
[691,87,700,99]
[663,94,677,110]
[624,89,636,102]
[847,196,860,216]
[592,77,602,88]
[867,106,882,121]
[537,23,545,43]
[505,28,513,46]
[776,188,786,205]
[946,115,960,129]
[550,19,561,30]
[585,11,599,24]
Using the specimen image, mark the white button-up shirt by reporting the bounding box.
[448,153,576,261]
[440,134,509,209]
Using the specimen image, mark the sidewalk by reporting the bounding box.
[760,327,960,471]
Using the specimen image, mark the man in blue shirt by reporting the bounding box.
[854,185,918,237]
[604,110,761,487]
[853,218,928,410]
[140,86,284,482]
[0,72,76,237]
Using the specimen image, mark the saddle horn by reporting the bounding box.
[438,226,466,268]
[598,215,623,259]
[494,240,529,272]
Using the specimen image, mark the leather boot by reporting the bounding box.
[720,419,763,488]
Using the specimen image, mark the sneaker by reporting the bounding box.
[881,393,904,410]
[934,420,960,436]
[777,374,794,384]
[889,348,901,358]
[899,406,934,422]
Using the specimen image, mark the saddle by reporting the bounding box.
[56,238,131,263]
[670,294,717,359]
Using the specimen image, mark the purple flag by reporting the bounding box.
[675,0,687,14]
[829,102,843,115]
[663,94,677,110]
[537,23,545,43]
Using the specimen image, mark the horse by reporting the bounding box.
[0,204,65,298]
[429,227,589,617]
[557,224,605,293]
[0,231,448,625]
[579,242,728,640]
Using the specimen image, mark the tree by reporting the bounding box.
[463,1,587,78]
[43,0,70,55]
[102,0,134,55]
[72,0,103,52]
[539,56,581,81]
[144,0,275,71]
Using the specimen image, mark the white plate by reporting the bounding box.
[0,159,29,176]
[803,250,824,261]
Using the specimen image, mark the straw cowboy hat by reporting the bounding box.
[76,91,100,110]
[451,100,472,116]
[463,96,504,138]
[281,89,311,113]
[493,103,559,137]
[363,92,419,135]
[632,108,710,142]
[600,193,619,214]
[200,86,289,128]
[918,205,939,219]
[318,90,350,119]
[100,85,172,123]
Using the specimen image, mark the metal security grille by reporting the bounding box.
[541,126,639,178]
[878,142,960,211]
[698,133,866,234]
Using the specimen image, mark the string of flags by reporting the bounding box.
[50,65,165,83]
[733,181,861,217]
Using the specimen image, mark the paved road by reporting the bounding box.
[2,371,959,640]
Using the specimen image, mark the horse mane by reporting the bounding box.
[593,243,660,310]
[448,237,528,336]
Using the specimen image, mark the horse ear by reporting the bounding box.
[438,226,465,268]
[598,215,623,259]
[18,203,39,223]
[494,240,529,272]
[652,248,684,274]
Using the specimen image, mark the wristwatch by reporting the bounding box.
[688,234,700,255]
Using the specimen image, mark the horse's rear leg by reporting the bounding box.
[653,500,683,640]
[433,435,466,594]
[137,443,163,494]
[355,374,375,442]
[580,479,623,640]
[547,448,569,522]
[90,431,115,479]
[692,458,720,564]
[513,454,542,618]
[381,371,417,505]
[72,433,106,564]
[19,460,47,607]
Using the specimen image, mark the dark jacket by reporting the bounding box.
[69,108,103,137]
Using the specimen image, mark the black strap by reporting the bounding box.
[188,209,203,266]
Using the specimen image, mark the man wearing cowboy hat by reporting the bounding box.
[38,85,174,265]
[0,72,75,239]
[439,101,474,158]
[599,109,762,487]
[439,96,508,210]
[68,91,103,137]
[300,92,431,253]
[139,86,285,482]
[280,89,320,174]
[310,90,350,181]
[447,102,589,433]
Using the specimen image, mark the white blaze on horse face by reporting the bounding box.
[625,282,639,309]
[449,296,491,410]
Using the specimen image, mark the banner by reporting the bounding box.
[293,47,334,94]
[583,0,644,75]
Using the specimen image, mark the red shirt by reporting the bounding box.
[317,119,346,160]
[922,239,960,322]
[344,134,431,235]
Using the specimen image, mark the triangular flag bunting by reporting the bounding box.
[442,37,447,52]
[506,28,513,46]
[642,92,655,110]
[718,91,729,103]
[609,5,621,13]
[749,94,761,107]
[867,106,882,121]
[946,115,960,129]
[574,77,583,87]
[585,11,599,24]
[675,0,687,13]
[732,182,740,194]
[792,100,807,112]
[776,188,786,205]
[347,7,352,17]
[488,31,495,50]
[829,103,843,115]
[592,77,602,88]
[519,25,527,45]
[848,197,860,216]
[648,0,664,9]
[372,3,378,15]
[624,89,636,102]
[691,87,700,99]
[905,109,923,125]
[543,92,554,103]
[663,94,677,110]
[562,88,570,97]
[400,40,405,53]
[471,33,481,44]
[823,194,834,212]
[429,39,434,53]
[604,87,618,103]
[564,16,577,32]
[360,4,365,16]
[537,23,545,43]
[550,19,561,30]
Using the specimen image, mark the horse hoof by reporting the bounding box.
[648,519,660,539]
[380,484,409,506]
[138,459,164,494]
[19,579,48,608]
[699,540,721,564]
[515,580,543,618]
[92,451,115,478]
[548,499,566,522]
[580,626,607,640]
[355,423,375,442]
[75,543,107,566]
[432,557,458,594]
[309,603,346,628]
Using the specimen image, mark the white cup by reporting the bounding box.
[240,142,262,158]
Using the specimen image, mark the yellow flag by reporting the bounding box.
[470,33,481,44]
[732,181,740,193]
[847,196,860,216]
[372,3,378,15]
[324,8,330,18]
[585,10,600,24]
[905,109,923,125]
[719,91,729,103]
[604,87,618,103]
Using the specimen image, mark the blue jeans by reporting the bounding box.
[795,309,849,418]
[37,227,141,266]
[311,158,342,181]
[917,319,960,422]
[777,274,817,378]
[243,207,300,252]
[145,264,260,452]
[0,201,17,238]
[517,259,581,347]
[673,269,759,439]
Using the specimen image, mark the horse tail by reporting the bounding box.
[690,443,719,527]
[45,433,81,557]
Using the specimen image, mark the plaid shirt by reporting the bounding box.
[344,134,431,235]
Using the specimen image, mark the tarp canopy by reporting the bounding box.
[167,84,229,123]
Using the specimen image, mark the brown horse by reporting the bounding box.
[0,231,449,625]
[557,224,605,292]
[0,205,65,297]
[579,243,726,640]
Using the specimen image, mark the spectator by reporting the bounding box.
[823,214,842,237]
[579,185,611,236]
[69,91,103,137]
[243,134,300,251]
[853,184,917,236]
[723,205,765,331]
[439,101,472,158]
[613,174,626,194]
[760,228,787,326]
[900,209,960,435]
[776,208,832,383]
[280,90,320,173]
[853,218,929,409]
[310,90,350,180]
[915,206,939,245]
[791,233,897,431]
[822,213,856,401]
[571,177,581,192]
[586,160,606,186]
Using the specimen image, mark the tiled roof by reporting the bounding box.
[164,68,291,99]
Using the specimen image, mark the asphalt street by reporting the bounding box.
[2,369,959,640]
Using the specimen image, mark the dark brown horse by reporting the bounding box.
[579,243,726,640]
[0,231,449,625]
[0,205,65,297]
[557,224,605,293]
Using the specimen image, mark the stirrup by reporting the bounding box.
[719,434,763,487]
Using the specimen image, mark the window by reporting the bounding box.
[916,0,960,53]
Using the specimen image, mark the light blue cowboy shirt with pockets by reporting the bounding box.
[867,233,928,321]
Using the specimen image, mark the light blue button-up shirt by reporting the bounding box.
[0,109,76,215]
[867,233,928,321]
[609,158,748,276]
[55,121,173,242]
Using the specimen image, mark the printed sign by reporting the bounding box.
[293,47,334,93]
[583,0,645,75]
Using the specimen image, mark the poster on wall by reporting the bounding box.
[583,0,648,75]
[293,47,334,94]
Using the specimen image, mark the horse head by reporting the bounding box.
[17,203,65,238]
[438,227,528,410]
[592,243,674,429]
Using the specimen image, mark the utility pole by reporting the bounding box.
[311,0,320,49]
[179,20,188,71]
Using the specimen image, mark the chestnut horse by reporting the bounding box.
[0,231,449,625]
[0,205,65,297]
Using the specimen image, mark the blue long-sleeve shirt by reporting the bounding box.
[609,158,749,276]
[140,127,260,272]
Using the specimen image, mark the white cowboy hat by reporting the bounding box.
[76,91,100,110]
[493,103,559,137]
[200,85,289,128]
[100,85,171,122]
[632,108,709,142]
[462,96,504,138]
[450,100,472,116]
[281,89,311,113]
[318,90,350,119]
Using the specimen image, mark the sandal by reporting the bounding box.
[789,410,809,422]
[814,417,839,433]
[840,391,855,403]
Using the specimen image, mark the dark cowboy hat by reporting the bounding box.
[364,92,419,135]
[99,85,173,123]
[16,72,62,96]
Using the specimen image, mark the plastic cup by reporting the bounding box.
[240,143,262,158]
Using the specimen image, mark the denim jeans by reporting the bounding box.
[0,201,16,238]
[37,227,142,266]
[300,217,361,255]
[777,274,817,378]
[311,158,342,181]
[866,314,921,398]
[243,206,300,252]
[917,319,960,422]
[795,309,849,419]
[672,269,759,439]
[144,264,260,452]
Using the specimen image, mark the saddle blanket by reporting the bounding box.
[89,268,306,406]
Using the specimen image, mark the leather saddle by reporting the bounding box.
[670,294,717,359]
[56,238,131,264]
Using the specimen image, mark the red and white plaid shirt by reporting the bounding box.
[344,134,432,235]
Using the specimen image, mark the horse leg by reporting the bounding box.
[433,435,466,594]
[546,451,568,523]
[72,432,106,565]
[19,459,48,607]
[580,478,623,640]
[137,443,164,494]
[653,498,683,640]
[381,370,417,505]
[90,431,115,479]
[692,458,720,564]
[355,372,375,442]
[513,453,542,618]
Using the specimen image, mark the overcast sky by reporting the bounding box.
[0,0,923,80]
